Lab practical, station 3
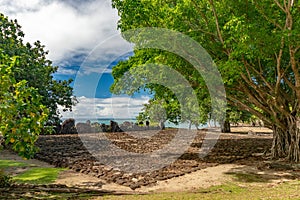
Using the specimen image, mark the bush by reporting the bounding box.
[0,169,12,187]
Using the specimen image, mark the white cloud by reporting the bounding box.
[59,96,150,120]
[0,0,129,64]
[77,38,134,76]
[1,1,148,121]
[56,67,78,75]
[0,0,42,13]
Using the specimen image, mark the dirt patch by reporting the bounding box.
[137,164,236,193]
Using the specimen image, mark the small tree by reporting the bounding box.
[0,13,75,126]
[0,54,48,159]
[146,99,167,127]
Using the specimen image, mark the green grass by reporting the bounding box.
[198,183,247,194]
[12,167,66,184]
[101,181,300,200]
[0,159,66,185]
[0,159,29,169]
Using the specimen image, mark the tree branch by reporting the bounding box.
[275,37,285,97]
[254,1,284,29]
[274,0,287,12]
[208,0,230,56]
[242,58,274,92]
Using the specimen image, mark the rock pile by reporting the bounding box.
[35,130,272,190]
[60,118,77,134]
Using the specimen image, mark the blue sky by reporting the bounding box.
[0,0,150,119]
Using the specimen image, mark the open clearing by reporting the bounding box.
[1,126,300,199]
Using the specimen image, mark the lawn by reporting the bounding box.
[12,167,66,184]
[0,159,66,184]
[101,181,300,200]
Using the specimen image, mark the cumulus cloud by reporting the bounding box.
[1,0,145,117]
[0,0,130,64]
[59,96,150,120]
[77,41,133,76]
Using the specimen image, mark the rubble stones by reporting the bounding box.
[60,118,78,134]
[76,122,93,133]
[35,130,272,190]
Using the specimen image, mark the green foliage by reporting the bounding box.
[111,0,224,127]
[0,54,48,158]
[0,13,76,158]
[141,99,168,124]
[111,0,300,146]
[0,169,12,188]
[228,108,253,125]
[0,13,75,126]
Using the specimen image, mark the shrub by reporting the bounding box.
[0,169,12,187]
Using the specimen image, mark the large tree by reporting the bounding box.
[0,13,75,126]
[111,0,300,162]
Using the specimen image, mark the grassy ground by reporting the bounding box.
[0,159,29,168]
[12,167,66,184]
[101,181,300,200]
[0,159,66,184]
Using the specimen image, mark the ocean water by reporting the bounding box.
[72,118,137,125]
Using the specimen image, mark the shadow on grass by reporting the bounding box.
[198,183,247,194]
[224,165,298,183]
[225,171,268,183]
[0,184,142,200]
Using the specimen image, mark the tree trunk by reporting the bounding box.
[271,119,300,162]
[188,121,192,130]
[208,120,211,128]
[287,120,300,162]
[271,126,288,159]
[159,121,165,130]
[221,120,231,133]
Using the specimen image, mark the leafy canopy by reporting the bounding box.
[0,13,75,126]
[0,13,76,158]
[0,53,48,159]
[111,0,300,161]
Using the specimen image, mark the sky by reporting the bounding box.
[0,0,150,120]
